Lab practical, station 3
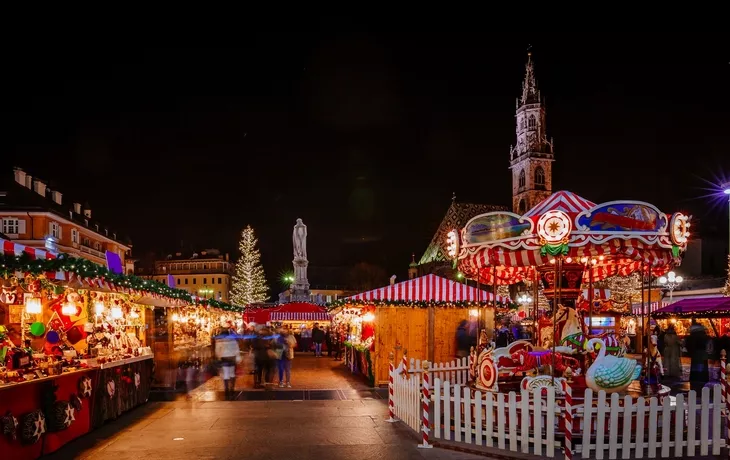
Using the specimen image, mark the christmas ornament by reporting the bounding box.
[134,373,141,389]
[1,411,18,441]
[78,376,92,398]
[30,322,45,336]
[20,410,46,445]
[106,379,115,398]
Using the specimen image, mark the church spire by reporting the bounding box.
[520,49,540,106]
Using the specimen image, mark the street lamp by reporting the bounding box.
[658,271,683,303]
[198,287,214,299]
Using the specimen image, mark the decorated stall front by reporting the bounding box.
[244,302,331,353]
[0,239,242,459]
[652,297,730,338]
[329,274,508,386]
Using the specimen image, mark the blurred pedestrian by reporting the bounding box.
[214,322,240,400]
[278,327,297,387]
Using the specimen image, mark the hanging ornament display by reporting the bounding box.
[29,322,45,337]
[1,410,18,441]
[48,401,74,431]
[78,375,93,398]
[106,379,116,398]
[0,278,18,304]
[134,372,141,389]
[20,410,46,445]
[69,393,82,412]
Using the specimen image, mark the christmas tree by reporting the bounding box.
[723,255,730,296]
[231,225,269,306]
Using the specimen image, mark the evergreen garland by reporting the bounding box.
[327,298,513,310]
[0,252,243,312]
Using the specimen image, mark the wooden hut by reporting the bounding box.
[330,274,508,386]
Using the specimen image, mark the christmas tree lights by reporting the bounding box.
[231,225,269,306]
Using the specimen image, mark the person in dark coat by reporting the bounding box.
[312,323,326,357]
[456,320,470,358]
[686,320,710,392]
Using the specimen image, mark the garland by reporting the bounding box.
[0,252,243,312]
[343,342,375,385]
[327,298,513,310]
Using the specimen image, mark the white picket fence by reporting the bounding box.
[391,356,729,458]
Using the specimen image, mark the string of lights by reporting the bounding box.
[0,252,244,312]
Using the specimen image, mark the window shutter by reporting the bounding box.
[49,222,53,236]
[18,220,26,235]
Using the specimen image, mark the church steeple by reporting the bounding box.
[520,51,540,106]
[509,50,554,215]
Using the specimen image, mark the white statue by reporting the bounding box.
[293,218,307,261]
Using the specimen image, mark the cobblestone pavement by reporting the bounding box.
[47,355,484,459]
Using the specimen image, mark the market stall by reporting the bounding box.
[244,302,331,352]
[329,274,508,386]
[652,297,730,338]
[0,238,242,459]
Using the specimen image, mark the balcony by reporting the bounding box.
[80,244,105,259]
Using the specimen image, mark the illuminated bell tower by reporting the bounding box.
[408,254,418,280]
[509,51,554,214]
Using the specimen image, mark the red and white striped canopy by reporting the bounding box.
[270,311,331,321]
[1,238,66,280]
[524,191,595,219]
[244,302,331,323]
[346,274,507,303]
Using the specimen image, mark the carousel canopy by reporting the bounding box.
[455,190,690,285]
[345,274,508,303]
[652,297,730,319]
[244,302,331,323]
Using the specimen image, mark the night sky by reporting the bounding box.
[1,27,728,290]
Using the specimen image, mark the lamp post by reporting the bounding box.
[198,287,214,299]
[659,271,683,304]
[517,293,533,340]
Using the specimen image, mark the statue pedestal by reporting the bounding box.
[291,257,310,302]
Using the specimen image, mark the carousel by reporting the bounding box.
[448,191,691,399]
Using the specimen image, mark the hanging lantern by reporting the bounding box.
[111,306,123,319]
[25,297,42,314]
[94,301,105,316]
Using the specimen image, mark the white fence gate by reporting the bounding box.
[391,355,729,459]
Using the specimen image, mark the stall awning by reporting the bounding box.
[652,297,730,318]
[244,302,331,323]
[346,274,508,303]
[1,238,66,280]
[632,302,669,315]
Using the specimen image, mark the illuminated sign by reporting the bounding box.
[584,316,615,328]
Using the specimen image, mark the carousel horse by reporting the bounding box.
[510,348,581,376]
[549,304,626,357]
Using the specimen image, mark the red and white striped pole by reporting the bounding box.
[418,360,433,449]
[402,350,409,379]
[386,352,397,423]
[722,349,730,450]
[563,381,573,460]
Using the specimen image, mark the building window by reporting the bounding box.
[71,228,79,244]
[203,278,207,284]
[528,115,536,129]
[83,237,91,246]
[210,278,215,284]
[218,291,222,300]
[535,166,546,188]
[193,278,196,284]
[218,277,222,284]
[2,218,20,235]
[185,278,188,285]
[518,169,526,188]
[94,242,101,251]
[177,278,180,285]
[49,221,61,239]
[519,199,527,214]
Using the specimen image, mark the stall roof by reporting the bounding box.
[244,302,331,323]
[346,274,507,303]
[652,297,730,319]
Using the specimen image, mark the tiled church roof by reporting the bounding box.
[419,201,507,265]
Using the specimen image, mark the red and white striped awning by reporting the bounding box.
[270,311,331,321]
[346,274,507,303]
[632,302,669,315]
[1,238,66,280]
[524,191,596,219]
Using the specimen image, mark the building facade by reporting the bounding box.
[509,52,554,214]
[0,168,132,272]
[137,250,233,302]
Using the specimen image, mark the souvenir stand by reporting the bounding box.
[0,239,242,460]
[329,274,508,386]
[450,191,690,399]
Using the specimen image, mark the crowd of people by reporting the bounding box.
[211,322,346,398]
